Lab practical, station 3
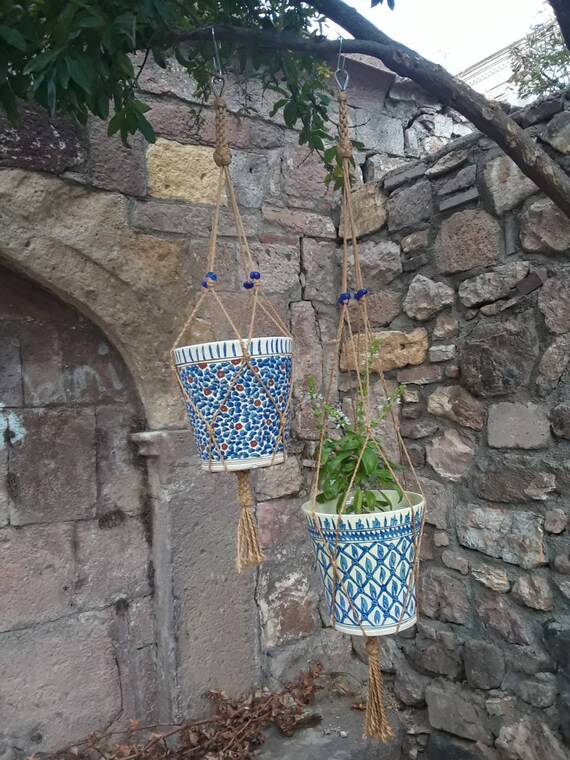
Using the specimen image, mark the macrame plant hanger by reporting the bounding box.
[170,31,294,572]
[308,48,427,741]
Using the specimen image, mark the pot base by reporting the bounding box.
[201,451,285,472]
[333,614,417,637]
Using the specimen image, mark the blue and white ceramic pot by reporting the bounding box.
[174,336,293,472]
[303,490,425,636]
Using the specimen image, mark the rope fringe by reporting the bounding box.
[364,638,394,742]
[236,470,265,572]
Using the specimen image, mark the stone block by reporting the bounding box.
[401,417,439,439]
[439,187,479,212]
[257,542,319,650]
[496,717,568,760]
[542,110,570,153]
[538,275,570,334]
[0,609,124,753]
[420,567,470,624]
[475,454,555,503]
[427,732,497,760]
[18,322,66,406]
[397,364,443,385]
[74,517,150,609]
[387,180,433,232]
[471,564,510,592]
[339,182,387,239]
[0,327,22,406]
[394,659,430,706]
[464,640,505,690]
[438,164,477,195]
[460,313,538,398]
[425,682,492,744]
[483,155,538,215]
[0,103,86,174]
[254,456,304,501]
[88,118,146,197]
[458,262,529,307]
[512,574,553,611]
[131,198,258,238]
[165,457,259,710]
[405,637,463,679]
[543,620,570,677]
[426,149,470,178]
[0,523,74,631]
[282,144,332,209]
[433,312,459,340]
[95,406,145,515]
[148,101,250,148]
[487,402,550,449]
[544,508,568,533]
[348,239,402,287]
[249,241,301,294]
[456,503,545,569]
[355,112,405,156]
[521,197,570,254]
[9,408,97,525]
[536,336,570,396]
[262,205,336,239]
[428,386,484,430]
[426,429,475,481]
[341,328,428,372]
[403,274,455,321]
[301,239,339,303]
[147,139,222,204]
[291,301,322,397]
[229,149,281,209]
[363,154,410,183]
[435,210,499,274]
[366,289,402,327]
[384,162,427,191]
[257,497,307,550]
[442,550,469,574]
[476,593,531,644]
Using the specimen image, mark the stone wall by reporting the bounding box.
[0,268,154,757]
[333,93,570,759]
[1,50,568,759]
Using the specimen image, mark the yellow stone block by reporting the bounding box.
[146,139,225,205]
[340,328,428,372]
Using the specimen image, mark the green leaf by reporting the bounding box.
[362,447,377,477]
[283,100,298,129]
[0,26,26,52]
[23,48,61,75]
[136,111,156,143]
[107,111,122,137]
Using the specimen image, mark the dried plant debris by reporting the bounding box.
[38,665,323,760]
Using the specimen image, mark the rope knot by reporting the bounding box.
[213,96,232,167]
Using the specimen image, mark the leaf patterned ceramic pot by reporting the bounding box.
[303,490,425,636]
[174,337,293,472]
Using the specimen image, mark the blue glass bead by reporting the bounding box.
[355,288,369,301]
[205,272,217,281]
[250,271,261,280]
[243,281,254,290]
[201,280,208,288]
[337,292,351,305]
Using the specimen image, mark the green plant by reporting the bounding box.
[510,16,570,100]
[307,374,405,515]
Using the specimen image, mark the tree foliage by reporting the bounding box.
[510,19,570,100]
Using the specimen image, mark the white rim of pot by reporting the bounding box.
[302,490,425,522]
[173,336,293,367]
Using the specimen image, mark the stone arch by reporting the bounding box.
[0,264,156,755]
[0,167,192,429]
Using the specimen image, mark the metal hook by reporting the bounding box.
[211,28,225,97]
[334,38,349,92]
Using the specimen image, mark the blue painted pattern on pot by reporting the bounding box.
[174,337,293,471]
[303,493,425,636]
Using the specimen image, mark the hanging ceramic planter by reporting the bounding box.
[303,491,424,636]
[169,47,293,572]
[174,336,293,471]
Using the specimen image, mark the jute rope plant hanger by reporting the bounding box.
[170,44,293,573]
[302,53,427,742]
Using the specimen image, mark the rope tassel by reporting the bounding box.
[364,637,394,743]
[236,470,265,572]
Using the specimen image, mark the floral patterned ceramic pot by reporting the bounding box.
[303,490,425,636]
[174,336,293,472]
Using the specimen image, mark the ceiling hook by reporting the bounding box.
[334,38,349,92]
[211,27,225,97]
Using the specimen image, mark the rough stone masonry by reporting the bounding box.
[0,51,570,760]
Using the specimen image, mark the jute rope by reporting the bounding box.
[309,87,428,742]
[170,94,292,572]
[236,470,265,571]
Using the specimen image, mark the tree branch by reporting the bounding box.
[549,0,570,53]
[171,10,570,219]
